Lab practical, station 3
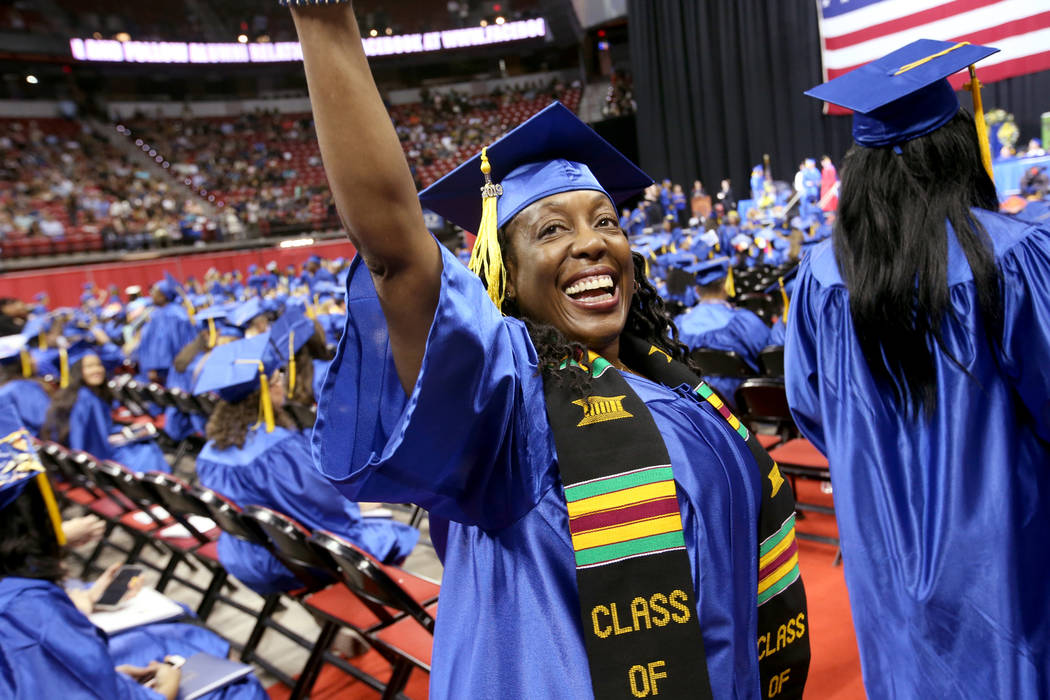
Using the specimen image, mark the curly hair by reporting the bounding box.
[205,389,296,450]
[491,222,698,392]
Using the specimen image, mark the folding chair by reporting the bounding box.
[689,348,753,379]
[735,292,777,325]
[757,345,785,377]
[305,530,440,700]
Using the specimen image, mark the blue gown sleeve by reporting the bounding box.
[728,309,771,369]
[313,242,554,531]
[997,224,1050,440]
[0,583,161,700]
[783,255,829,455]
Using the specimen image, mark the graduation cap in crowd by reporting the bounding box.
[689,257,731,286]
[226,297,265,329]
[153,274,179,302]
[419,101,652,308]
[0,396,66,544]
[805,39,998,177]
[195,306,231,347]
[193,332,279,432]
[20,316,52,348]
[266,306,315,397]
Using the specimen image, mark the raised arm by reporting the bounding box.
[291,4,442,392]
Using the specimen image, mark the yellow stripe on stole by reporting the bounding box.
[571,513,684,551]
[759,528,796,570]
[566,480,677,519]
[758,553,800,595]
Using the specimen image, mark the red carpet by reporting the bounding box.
[267,481,865,699]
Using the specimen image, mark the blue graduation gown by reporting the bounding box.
[0,578,265,699]
[161,351,208,442]
[0,577,159,699]
[69,387,170,473]
[0,379,50,436]
[784,210,1050,698]
[313,244,763,700]
[675,301,770,406]
[136,305,196,377]
[196,426,418,595]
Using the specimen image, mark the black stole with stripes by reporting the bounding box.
[544,333,809,699]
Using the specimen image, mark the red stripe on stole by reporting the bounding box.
[759,538,799,581]
[569,495,681,534]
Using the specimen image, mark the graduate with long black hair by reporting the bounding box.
[290,3,808,698]
[786,40,1050,697]
[40,350,170,474]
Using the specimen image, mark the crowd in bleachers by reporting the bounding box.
[0,117,217,256]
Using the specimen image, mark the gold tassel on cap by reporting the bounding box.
[779,276,790,323]
[287,331,296,395]
[59,348,69,389]
[207,318,217,349]
[964,64,994,183]
[235,360,275,433]
[468,146,506,309]
[19,348,32,379]
[724,266,736,298]
[36,473,66,546]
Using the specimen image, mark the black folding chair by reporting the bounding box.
[758,345,785,377]
[689,348,753,379]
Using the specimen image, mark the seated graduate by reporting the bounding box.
[291,5,808,696]
[675,257,770,405]
[0,403,267,700]
[40,347,170,474]
[136,277,197,386]
[223,298,270,339]
[191,330,418,595]
[0,335,52,436]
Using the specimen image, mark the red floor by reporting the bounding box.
[267,480,865,699]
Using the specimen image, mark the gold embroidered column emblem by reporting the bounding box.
[768,463,785,498]
[573,395,634,427]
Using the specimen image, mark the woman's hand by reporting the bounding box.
[116,659,182,700]
[69,562,144,615]
[62,515,106,548]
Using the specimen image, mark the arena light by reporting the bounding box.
[237,34,248,44]
[25,75,38,84]
[369,29,379,37]
[115,32,131,42]
[68,19,547,63]
[495,16,506,25]
[480,20,488,27]
[384,28,393,35]
[279,237,315,248]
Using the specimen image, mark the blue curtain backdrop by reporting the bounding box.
[627,0,1050,192]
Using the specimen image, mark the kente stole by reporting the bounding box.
[544,333,809,699]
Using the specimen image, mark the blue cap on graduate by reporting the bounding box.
[805,39,998,147]
[418,102,652,307]
[307,255,321,265]
[154,275,178,302]
[690,257,730,286]
[0,397,47,511]
[0,335,29,374]
[21,316,51,343]
[226,297,265,329]
[193,332,274,402]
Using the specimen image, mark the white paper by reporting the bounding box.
[88,587,185,634]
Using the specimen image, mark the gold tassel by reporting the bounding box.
[183,298,196,323]
[38,334,47,351]
[468,146,506,309]
[35,473,66,546]
[779,276,790,323]
[257,365,275,433]
[964,64,994,183]
[59,348,69,389]
[20,348,32,379]
[725,266,736,298]
[207,318,217,348]
[287,331,296,395]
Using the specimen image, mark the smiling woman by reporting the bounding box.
[289,3,808,699]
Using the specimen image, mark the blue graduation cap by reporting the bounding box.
[193,332,274,401]
[21,316,51,344]
[0,397,63,544]
[226,297,265,329]
[154,274,178,301]
[690,257,730,286]
[0,334,34,378]
[307,255,321,265]
[266,306,317,396]
[418,102,652,308]
[805,39,998,147]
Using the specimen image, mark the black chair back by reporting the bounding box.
[194,486,271,545]
[734,378,798,438]
[758,345,785,376]
[689,348,753,378]
[140,473,214,544]
[310,530,435,632]
[168,388,204,416]
[283,403,317,431]
[240,505,333,590]
[144,382,172,408]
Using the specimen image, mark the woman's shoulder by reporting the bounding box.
[201,426,301,466]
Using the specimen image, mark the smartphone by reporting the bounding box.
[95,566,143,609]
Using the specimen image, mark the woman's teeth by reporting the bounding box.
[565,275,615,299]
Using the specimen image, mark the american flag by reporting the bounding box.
[816,0,1050,113]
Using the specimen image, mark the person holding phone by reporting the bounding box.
[0,399,267,699]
